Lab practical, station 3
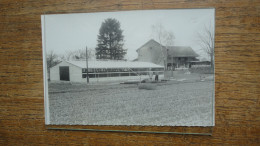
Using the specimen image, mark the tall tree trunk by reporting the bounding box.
[210,53,214,68]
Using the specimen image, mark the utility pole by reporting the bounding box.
[166,48,169,70]
[86,46,89,83]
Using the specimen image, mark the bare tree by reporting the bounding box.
[47,50,60,69]
[151,23,175,69]
[64,48,95,61]
[46,50,60,80]
[198,25,215,68]
[59,54,66,61]
[64,50,73,61]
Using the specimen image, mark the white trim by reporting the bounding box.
[41,15,50,125]
[212,7,216,126]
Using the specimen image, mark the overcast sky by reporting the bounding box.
[42,9,215,60]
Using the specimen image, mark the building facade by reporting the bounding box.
[49,60,164,82]
[136,39,199,69]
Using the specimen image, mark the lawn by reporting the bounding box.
[48,74,214,126]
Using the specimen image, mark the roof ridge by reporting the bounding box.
[63,60,164,69]
[136,39,162,51]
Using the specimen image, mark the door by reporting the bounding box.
[59,66,70,81]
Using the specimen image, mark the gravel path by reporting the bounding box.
[48,78,214,126]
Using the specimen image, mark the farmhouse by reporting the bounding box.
[49,60,164,82]
[136,39,199,69]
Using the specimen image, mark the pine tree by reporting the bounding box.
[95,18,126,60]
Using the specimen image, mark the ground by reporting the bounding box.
[48,73,214,126]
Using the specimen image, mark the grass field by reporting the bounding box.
[48,73,214,126]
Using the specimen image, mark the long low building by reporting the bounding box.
[50,60,164,82]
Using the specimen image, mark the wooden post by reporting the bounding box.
[86,46,89,83]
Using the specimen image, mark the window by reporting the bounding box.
[121,73,130,76]
[82,74,87,78]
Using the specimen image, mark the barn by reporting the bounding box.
[49,60,164,82]
[136,39,199,69]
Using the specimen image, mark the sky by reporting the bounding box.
[42,9,215,60]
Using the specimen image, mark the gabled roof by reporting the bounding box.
[166,46,199,57]
[66,60,164,69]
[136,39,164,51]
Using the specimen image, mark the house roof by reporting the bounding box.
[136,39,164,51]
[66,60,164,69]
[166,46,199,57]
[200,57,210,61]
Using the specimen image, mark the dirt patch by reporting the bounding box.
[48,78,214,126]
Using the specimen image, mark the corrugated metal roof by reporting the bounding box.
[66,60,164,69]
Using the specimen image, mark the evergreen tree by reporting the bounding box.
[95,18,126,60]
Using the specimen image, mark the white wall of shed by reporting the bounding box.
[50,61,165,83]
[50,61,83,82]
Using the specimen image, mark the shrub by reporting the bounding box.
[138,83,157,90]
[189,66,214,74]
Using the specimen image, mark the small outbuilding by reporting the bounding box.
[50,60,164,82]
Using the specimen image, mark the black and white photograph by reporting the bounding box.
[42,9,215,126]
